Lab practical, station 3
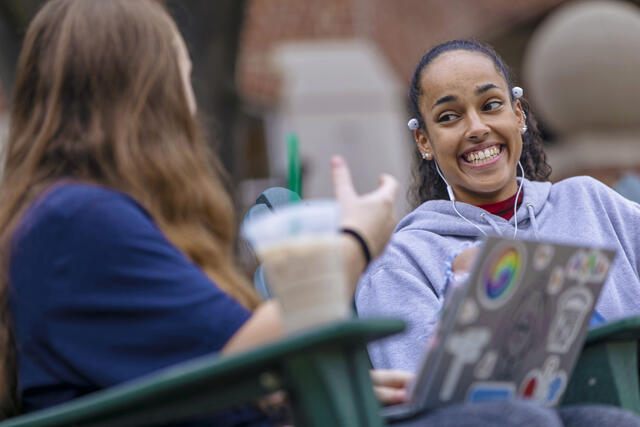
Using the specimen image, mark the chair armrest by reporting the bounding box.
[563,315,640,413]
[585,315,640,346]
[0,318,404,427]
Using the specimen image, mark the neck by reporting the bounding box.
[453,180,520,205]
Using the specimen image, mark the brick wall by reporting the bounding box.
[237,0,567,108]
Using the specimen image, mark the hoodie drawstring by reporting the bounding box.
[527,203,540,239]
[480,203,540,240]
[480,212,503,236]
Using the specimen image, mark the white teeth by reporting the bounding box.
[464,146,500,164]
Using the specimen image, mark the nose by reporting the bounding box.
[465,110,489,141]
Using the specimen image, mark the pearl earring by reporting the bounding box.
[521,125,528,133]
[421,152,431,160]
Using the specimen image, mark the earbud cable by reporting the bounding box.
[435,162,488,237]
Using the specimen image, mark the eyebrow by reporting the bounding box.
[431,83,502,110]
[476,83,499,95]
[431,95,457,110]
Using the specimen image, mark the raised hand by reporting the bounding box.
[331,155,398,260]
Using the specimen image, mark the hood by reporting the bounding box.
[396,178,552,238]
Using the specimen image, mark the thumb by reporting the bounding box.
[331,155,357,201]
[370,173,398,202]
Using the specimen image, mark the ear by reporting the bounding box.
[414,129,433,158]
[514,100,525,129]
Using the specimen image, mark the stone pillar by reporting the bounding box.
[268,40,412,213]
[524,0,640,185]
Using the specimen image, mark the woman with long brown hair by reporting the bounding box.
[0,0,401,423]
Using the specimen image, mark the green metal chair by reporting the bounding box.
[563,315,640,414]
[0,318,404,427]
[4,315,640,426]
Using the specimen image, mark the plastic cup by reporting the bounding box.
[243,200,351,333]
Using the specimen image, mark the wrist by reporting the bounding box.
[341,234,367,293]
[340,227,371,266]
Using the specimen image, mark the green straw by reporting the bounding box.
[287,132,302,200]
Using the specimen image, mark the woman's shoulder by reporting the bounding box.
[551,175,624,199]
[549,176,640,215]
[552,175,608,190]
[26,182,145,224]
[34,182,139,214]
[17,182,151,244]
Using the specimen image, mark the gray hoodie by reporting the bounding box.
[355,176,640,372]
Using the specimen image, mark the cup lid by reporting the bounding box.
[242,199,341,251]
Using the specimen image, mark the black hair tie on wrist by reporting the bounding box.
[340,228,371,265]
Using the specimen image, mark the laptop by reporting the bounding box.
[383,236,615,421]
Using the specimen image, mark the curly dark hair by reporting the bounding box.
[408,39,551,208]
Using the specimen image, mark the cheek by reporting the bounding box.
[434,141,460,164]
[428,131,456,156]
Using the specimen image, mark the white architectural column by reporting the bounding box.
[269,40,412,213]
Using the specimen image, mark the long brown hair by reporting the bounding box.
[0,0,259,414]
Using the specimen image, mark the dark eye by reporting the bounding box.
[437,113,458,123]
[483,101,502,111]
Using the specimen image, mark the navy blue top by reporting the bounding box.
[9,183,266,425]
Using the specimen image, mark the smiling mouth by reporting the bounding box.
[461,145,503,165]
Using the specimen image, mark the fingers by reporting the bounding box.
[370,369,414,388]
[257,391,287,410]
[373,386,408,406]
[371,370,412,405]
[452,246,480,273]
[331,155,357,202]
[373,173,399,203]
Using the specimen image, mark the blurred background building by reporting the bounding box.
[236,0,571,214]
[0,0,639,214]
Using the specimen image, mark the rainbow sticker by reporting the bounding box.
[477,242,526,310]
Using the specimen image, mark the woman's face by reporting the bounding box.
[415,50,525,205]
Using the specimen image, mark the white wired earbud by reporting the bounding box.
[434,160,526,239]
[434,162,488,237]
[513,87,528,134]
[434,162,456,202]
[512,161,526,239]
[512,86,523,99]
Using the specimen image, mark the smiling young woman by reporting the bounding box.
[414,49,525,205]
[355,39,640,375]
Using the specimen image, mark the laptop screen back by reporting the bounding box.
[409,237,614,410]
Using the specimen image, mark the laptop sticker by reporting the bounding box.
[566,249,610,284]
[474,350,498,380]
[547,286,593,354]
[440,327,491,401]
[519,356,567,406]
[534,244,554,270]
[467,382,516,403]
[477,241,526,310]
[458,298,479,325]
[494,289,546,378]
[547,266,565,295]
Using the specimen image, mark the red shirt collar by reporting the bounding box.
[476,191,524,221]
